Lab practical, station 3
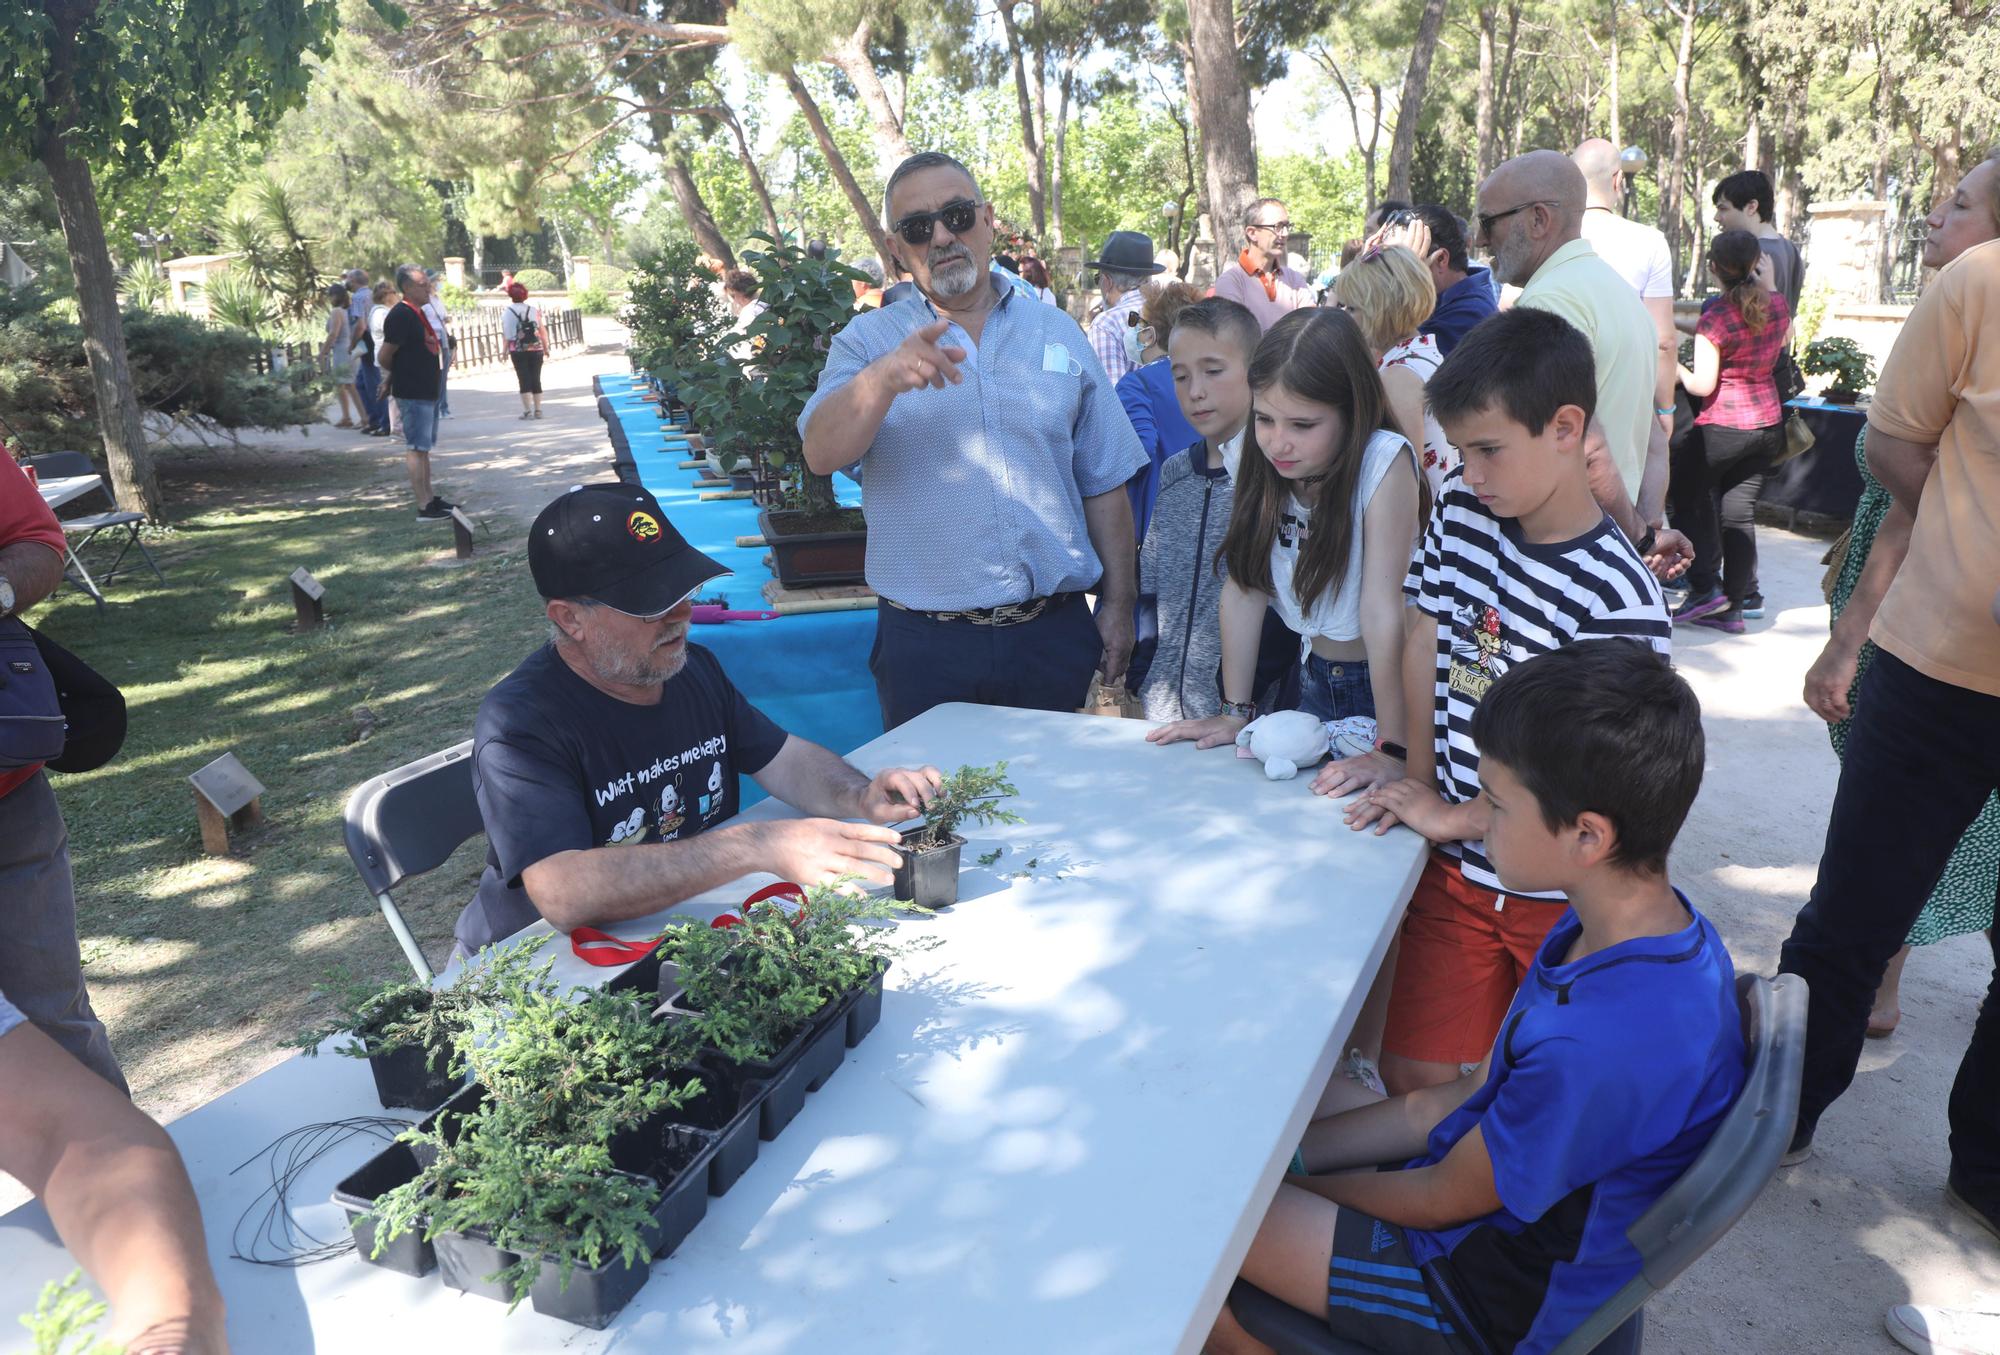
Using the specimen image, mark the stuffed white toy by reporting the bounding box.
[1235,710,1333,780]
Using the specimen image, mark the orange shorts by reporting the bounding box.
[1382,852,1570,1067]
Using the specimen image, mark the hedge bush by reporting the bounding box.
[513,268,559,291]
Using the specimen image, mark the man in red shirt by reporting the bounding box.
[0,455,126,1092]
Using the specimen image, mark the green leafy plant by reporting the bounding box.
[624,240,731,411]
[1801,336,1876,399]
[906,763,1024,850]
[117,261,167,314]
[202,266,278,337]
[363,963,702,1307]
[514,267,559,291]
[291,938,555,1070]
[435,280,479,312]
[19,1271,118,1355]
[569,282,613,315]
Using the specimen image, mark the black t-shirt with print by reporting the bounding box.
[381,300,442,401]
[457,642,788,954]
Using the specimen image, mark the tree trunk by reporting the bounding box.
[997,1,1048,237]
[662,153,735,269]
[1186,0,1257,241]
[552,217,573,284]
[1365,85,1383,213]
[715,98,782,240]
[1476,7,1498,182]
[1662,0,1696,280]
[1385,0,1450,202]
[472,234,485,280]
[1051,61,1076,247]
[782,68,896,271]
[38,124,161,519]
[1606,1,1622,152]
[828,19,912,182]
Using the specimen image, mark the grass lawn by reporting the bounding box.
[27,447,546,1118]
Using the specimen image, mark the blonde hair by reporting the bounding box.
[1332,245,1436,353]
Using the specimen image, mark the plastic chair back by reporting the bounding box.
[24,451,97,481]
[341,740,483,980]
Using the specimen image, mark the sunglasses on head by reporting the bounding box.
[892,199,981,246]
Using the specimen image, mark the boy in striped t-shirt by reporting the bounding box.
[1325,307,1671,1097]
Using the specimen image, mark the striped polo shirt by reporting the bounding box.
[1405,470,1671,897]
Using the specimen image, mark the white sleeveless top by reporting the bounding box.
[1269,427,1418,646]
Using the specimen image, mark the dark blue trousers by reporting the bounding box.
[1779,649,2000,1196]
[355,360,390,430]
[871,594,1102,730]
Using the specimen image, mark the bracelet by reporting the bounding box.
[1638,527,1658,555]
[1375,738,1407,761]
[1220,699,1256,721]
[1655,405,1675,416]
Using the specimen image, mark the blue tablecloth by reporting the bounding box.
[598,372,882,803]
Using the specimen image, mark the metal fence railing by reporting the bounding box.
[248,308,585,377]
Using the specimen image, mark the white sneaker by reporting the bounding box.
[1887,1304,2000,1355]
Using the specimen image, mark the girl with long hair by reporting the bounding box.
[1670,227,1792,632]
[1149,307,1424,752]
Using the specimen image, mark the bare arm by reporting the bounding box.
[1082,485,1137,685]
[1865,426,1939,513]
[1400,608,1437,789]
[1636,417,1671,529]
[1645,295,1676,421]
[1300,1056,1487,1173]
[1379,365,1428,463]
[1294,1123,1504,1232]
[0,1024,227,1354]
[1804,502,1915,723]
[1678,334,1721,398]
[1,540,65,614]
[750,733,943,826]
[1358,456,1422,747]
[1146,575,1270,747]
[1583,418,1646,542]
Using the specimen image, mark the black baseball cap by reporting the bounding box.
[529,483,728,613]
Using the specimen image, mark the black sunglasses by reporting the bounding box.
[892,199,981,246]
[1476,200,1554,240]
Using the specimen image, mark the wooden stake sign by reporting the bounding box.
[450,507,477,559]
[289,567,325,631]
[188,752,266,855]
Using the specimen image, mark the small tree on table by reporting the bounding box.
[906,763,1024,851]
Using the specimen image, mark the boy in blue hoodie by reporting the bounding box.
[1134,297,1262,722]
[1210,640,1746,1355]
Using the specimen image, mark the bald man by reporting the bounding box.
[1573,139,1679,466]
[1475,151,1682,574]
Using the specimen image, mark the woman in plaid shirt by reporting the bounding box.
[1670,229,1793,633]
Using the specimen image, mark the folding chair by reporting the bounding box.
[25,451,167,604]
[1226,972,1807,1355]
[342,740,484,984]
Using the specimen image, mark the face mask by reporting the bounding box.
[1123,323,1144,366]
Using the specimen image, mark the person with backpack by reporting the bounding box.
[504,281,546,419]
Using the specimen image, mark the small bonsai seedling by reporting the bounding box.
[902,762,1023,854]
[291,937,555,1070]
[19,1270,117,1355]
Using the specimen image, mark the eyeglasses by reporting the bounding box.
[1250,220,1292,236]
[891,199,981,246]
[1475,200,1554,240]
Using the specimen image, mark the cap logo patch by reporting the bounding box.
[626,510,662,543]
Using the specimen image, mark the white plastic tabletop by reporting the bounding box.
[35,475,102,512]
[0,704,1426,1353]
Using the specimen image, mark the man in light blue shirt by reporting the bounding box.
[801,151,1147,728]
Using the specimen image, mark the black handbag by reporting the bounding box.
[0,618,65,769]
[1774,346,1807,403]
[33,627,125,773]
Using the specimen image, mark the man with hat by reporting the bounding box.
[800,150,1149,729]
[1086,231,1166,383]
[453,484,943,958]
[1213,197,1316,331]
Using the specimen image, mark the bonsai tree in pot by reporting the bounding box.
[1801,336,1877,404]
[892,763,1023,909]
[624,239,730,416]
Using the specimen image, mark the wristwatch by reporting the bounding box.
[1220,699,1256,722]
[0,574,14,619]
[1638,526,1659,555]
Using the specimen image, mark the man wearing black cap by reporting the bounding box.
[454,484,943,957]
[1086,231,1166,384]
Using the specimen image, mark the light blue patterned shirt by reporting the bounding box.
[800,278,1147,611]
[0,987,22,1041]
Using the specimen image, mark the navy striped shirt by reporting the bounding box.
[1405,470,1671,898]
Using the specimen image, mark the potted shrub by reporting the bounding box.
[891,763,1023,909]
[721,234,871,588]
[624,240,730,413]
[1801,336,1876,404]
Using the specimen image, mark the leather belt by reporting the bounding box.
[881,591,1080,627]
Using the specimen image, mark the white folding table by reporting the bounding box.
[0,704,1427,1352]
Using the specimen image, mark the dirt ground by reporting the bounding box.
[8,318,1997,1346]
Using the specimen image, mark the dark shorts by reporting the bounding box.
[1295,653,1375,723]
[1326,1208,1464,1354]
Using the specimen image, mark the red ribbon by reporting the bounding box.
[568,881,806,966]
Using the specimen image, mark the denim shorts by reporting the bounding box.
[1295,653,1374,723]
[397,397,439,454]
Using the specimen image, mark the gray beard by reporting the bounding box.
[929,255,979,298]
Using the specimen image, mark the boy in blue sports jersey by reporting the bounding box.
[1210,640,1747,1355]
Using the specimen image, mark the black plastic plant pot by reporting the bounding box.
[367,1040,464,1112]
[845,960,890,1049]
[666,1064,761,1197]
[658,991,813,1143]
[526,1161,711,1330]
[332,1138,435,1278]
[894,831,965,909]
[798,999,848,1093]
[435,1226,519,1303]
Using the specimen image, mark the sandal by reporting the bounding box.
[335,418,355,428]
